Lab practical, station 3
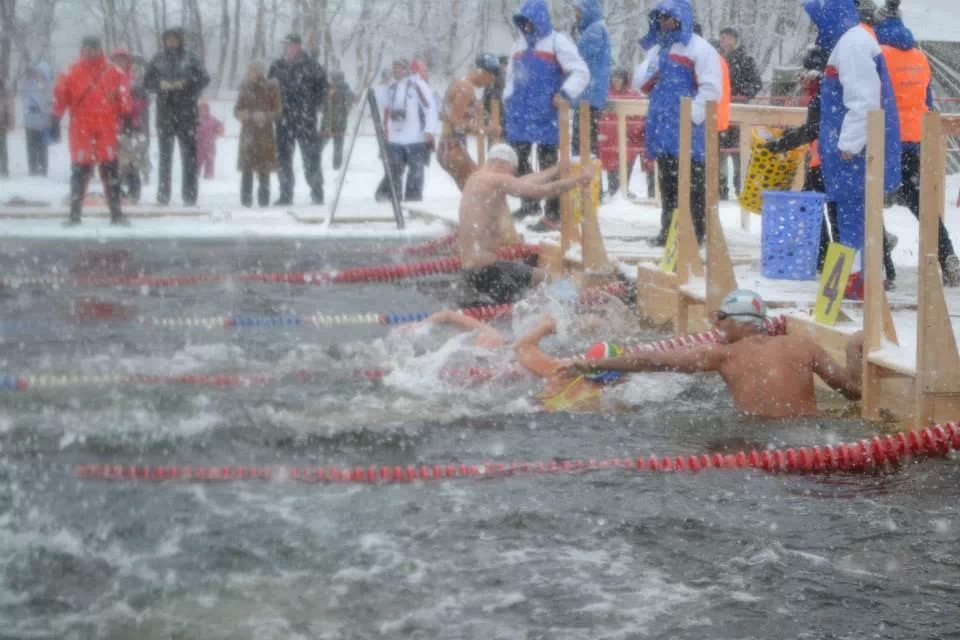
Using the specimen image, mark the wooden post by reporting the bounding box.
[580,101,612,285]
[558,101,580,255]
[915,112,960,424]
[704,101,737,315]
[617,105,629,198]
[676,97,704,286]
[862,110,899,420]
[476,101,487,165]
[738,123,752,231]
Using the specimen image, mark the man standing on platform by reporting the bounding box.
[52,37,132,225]
[504,0,589,232]
[269,34,327,206]
[803,0,902,300]
[570,0,611,170]
[143,28,209,207]
[874,0,960,286]
[717,27,762,200]
[637,0,722,246]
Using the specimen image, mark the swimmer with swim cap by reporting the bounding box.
[560,290,864,419]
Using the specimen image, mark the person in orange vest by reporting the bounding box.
[52,36,133,226]
[875,0,960,286]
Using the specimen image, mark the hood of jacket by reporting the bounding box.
[874,17,916,50]
[513,0,553,47]
[30,62,51,82]
[161,28,185,54]
[803,0,860,53]
[639,0,693,52]
[575,0,602,30]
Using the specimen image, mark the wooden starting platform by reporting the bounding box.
[786,111,960,427]
[0,205,211,219]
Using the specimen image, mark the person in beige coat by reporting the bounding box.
[235,62,282,207]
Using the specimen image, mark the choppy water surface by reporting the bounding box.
[1,238,959,639]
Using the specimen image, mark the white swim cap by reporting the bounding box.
[718,289,767,328]
[487,144,519,171]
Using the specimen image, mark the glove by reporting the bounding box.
[159,80,173,91]
[252,111,267,125]
[48,117,61,144]
[173,80,186,90]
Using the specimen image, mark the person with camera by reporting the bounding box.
[374,58,438,203]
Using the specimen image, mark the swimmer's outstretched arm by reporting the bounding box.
[427,309,507,344]
[560,345,727,376]
[513,316,565,378]
[499,164,595,200]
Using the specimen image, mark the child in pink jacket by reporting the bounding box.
[196,101,225,179]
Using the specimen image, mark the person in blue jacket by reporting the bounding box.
[571,0,611,167]
[636,0,723,246]
[21,62,54,176]
[504,0,590,231]
[803,0,902,300]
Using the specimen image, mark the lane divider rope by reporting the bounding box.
[0,244,538,290]
[1,315,787,392]
[73,423,960,483]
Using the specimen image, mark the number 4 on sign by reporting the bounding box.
[658,209,680,273]
[814,243,855,325]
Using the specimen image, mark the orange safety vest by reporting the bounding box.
[718,57,731,132]
[881,46,931,143]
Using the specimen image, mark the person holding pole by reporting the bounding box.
[637,0,722,246]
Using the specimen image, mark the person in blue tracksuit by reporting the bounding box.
[803,0,902,299]
[571,0,611,165]
[636,0,723,245]
[504,0,590,231]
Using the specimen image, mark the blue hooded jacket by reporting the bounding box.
[506,0,583,144]
[574,0,611,110]
[875,16,934,118]
[639,0,711,161]
[804,0,902,260]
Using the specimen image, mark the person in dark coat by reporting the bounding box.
[0,78,12,177]
[143,27,210,206]
[235,62,282,207]
[268,33,327,205]
[481,56,508,142]
[717,27,762,200]
[321,71,355,170]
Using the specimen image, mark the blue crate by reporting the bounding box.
[760,191,825,281]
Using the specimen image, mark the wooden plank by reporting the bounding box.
[405,207,458,229]
[538,241,565,278]
[676,97,703,286]
[862,110,889,420]
[609,99,648,117]
[0,208,211,219]
[476,101,487,166]
[728,104,807,128]
[490,100,502,144]
[941,114,960,138]
[738,123,752,231]
[579,102,613,286]
[703,101,737,316]
[636,263,678,325]
[558,101,580,255]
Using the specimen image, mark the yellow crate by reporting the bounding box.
[740,128,805,214]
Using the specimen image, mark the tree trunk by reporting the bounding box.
[214,0,230,93]
[227,0,241,87]
[443,0,460,79]
[0,0,14,83]
[251,0,266,61]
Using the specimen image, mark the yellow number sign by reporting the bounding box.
[569,161,601,225]
[814,242,856,325]
[658,209,680,273]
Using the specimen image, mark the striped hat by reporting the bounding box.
[583,341,624,384]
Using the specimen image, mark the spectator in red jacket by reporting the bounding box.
[52,36,132,225]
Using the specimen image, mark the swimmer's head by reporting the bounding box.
[714,289,768,340]
[582,341,625,384]
[487,144,519,174]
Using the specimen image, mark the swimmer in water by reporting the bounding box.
[559,289,864,419]
[513,315,627,412]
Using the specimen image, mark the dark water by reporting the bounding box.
[2,239,960,640]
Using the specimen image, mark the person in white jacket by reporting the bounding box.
[503,0,590,231]
[374,58,439,203]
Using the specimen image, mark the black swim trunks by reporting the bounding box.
[462,260,535,304]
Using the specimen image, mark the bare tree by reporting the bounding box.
[0,0,14,81]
